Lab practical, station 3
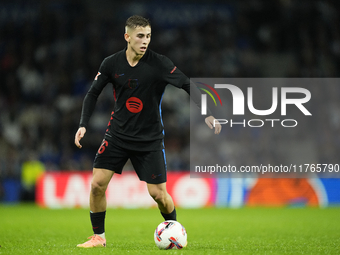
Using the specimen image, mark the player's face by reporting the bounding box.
[126,26,151,56]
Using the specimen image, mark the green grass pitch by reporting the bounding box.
[0,204,339,254]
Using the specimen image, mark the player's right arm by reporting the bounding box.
[75,58,111,149]
[75,127,86,148]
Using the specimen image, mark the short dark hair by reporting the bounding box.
[125,15,151,30]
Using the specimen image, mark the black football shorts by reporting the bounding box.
[93,138,167,184]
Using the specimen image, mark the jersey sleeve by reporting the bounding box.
[79,58,111,128]
[161,56,212,116]
[161,55,188,88]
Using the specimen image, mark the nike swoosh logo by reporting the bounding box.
[115,73,124,78]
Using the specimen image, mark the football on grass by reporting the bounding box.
[154,220,187,250]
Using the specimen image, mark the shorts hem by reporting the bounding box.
[93,164,122,174]
[142,177,167,185]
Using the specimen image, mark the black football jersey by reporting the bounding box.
[79,48,203,151]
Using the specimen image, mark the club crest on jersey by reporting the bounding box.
[128,79,139,89]
[126,97,143,113]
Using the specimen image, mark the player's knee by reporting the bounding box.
[150,189,167,205]
[91,180,106,196]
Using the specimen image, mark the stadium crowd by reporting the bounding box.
[0,0,340,198]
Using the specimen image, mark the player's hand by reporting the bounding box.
[205,116,221,135]
[75,127,86,148]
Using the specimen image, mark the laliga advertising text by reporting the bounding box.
[194,164,340,175]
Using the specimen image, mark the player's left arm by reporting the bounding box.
[204,115,221,135]
[161,56,221,134]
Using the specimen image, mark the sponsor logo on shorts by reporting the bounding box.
[151,174,162,179]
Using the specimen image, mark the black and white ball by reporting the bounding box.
[154,220,187,250]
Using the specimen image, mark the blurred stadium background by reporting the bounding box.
[0,0,340,207]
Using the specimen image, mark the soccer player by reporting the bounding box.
[75,15,221,248]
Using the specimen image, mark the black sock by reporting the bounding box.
[90,211,106,234]
[161,207,177,221]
